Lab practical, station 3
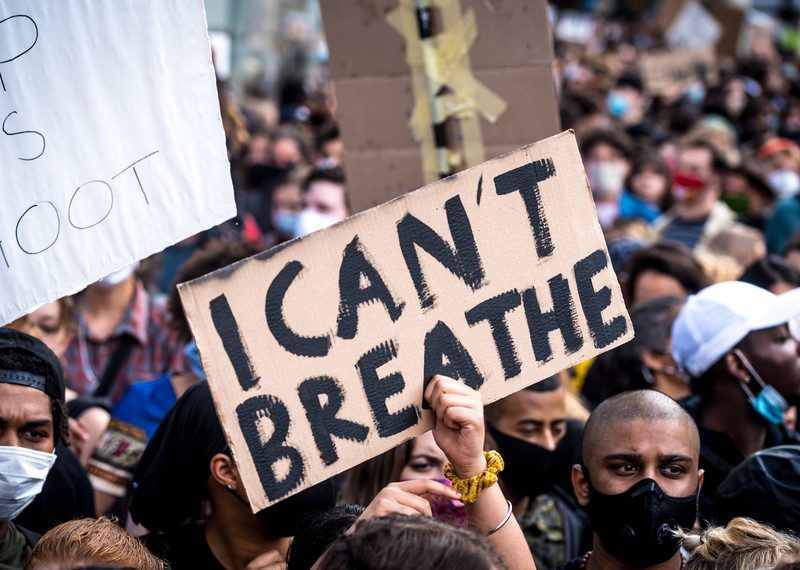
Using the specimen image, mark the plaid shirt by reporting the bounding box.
[63,281,183,405]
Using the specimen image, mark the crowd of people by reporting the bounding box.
[4,2,800,569]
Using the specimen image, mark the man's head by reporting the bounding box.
[572,390,703,567]
[485,375,566,451]
[485,376,567,500]
[672,281,800,418]
[673,138,725,206]
[294,166,348,237]
[0,328,66,450]
[0,328,65,522]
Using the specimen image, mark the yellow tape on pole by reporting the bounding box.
[386,0,508,184]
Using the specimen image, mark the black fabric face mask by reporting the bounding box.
[584,473,698,568]
[489,425,556,499]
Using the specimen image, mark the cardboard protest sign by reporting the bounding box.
[0,1,235,324]
[179,130,633,511]
[665,0,721,51]
[319,0,560,213]
[639,48,718,95]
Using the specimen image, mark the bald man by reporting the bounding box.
[566,390,703,570]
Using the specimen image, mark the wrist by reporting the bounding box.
[452,454,488,479]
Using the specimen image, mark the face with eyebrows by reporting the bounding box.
[491,388,567,451]
[575,418,701,503]
[0,383,55,452]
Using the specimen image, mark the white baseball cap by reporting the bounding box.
[671,281,800,377]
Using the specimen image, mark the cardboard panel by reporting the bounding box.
[320,0,560,213]
[639,48,719,95]
[179,131,633,511]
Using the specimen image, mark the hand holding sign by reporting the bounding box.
[426,375,486,478]
[357,479,461,520]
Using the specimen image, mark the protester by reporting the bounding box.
[62,263,183,406]
[740,255,800,294]
[566,389,703,569]
[722,160,777,232]
[0,329,68,568]
[654,139,735,250]
[672,281,800,522]
[485,375,590,569]
[681,517,800,570]
[130,381,336,569]
[715,446,800,534]
[25,517,165,570]
[620,152,672,223]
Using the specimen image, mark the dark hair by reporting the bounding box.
[579,129,634,161]
[528,374,562,393]
[0,348,67,445]
[315,121,341,153]
[302,165,346,193]
[316,514,506,570]
[287,504,365,570]
[624,241,710,307]
[168,239,262,340]
[740,256,800,292]
[625,151,673,210]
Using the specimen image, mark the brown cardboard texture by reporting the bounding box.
[320,0,560,213]
[178,130,633,511]
[639,48,718,95]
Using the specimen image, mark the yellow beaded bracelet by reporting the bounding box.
[443,450,504,504]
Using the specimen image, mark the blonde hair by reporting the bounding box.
[682,517,800,570]
[25,517,165,570]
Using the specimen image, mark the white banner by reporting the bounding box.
[0,0,236,324]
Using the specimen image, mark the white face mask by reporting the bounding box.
[586,161,628,199]
[94,263,138,289]
[768,169,800,199]
[293,209,340,238]
[0,446,56,521]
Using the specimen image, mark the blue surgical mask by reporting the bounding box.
[732,349,788,425]
[607,91,630,119]
[272,212,298,238]
[184,340,206,380]
[685,83,706,105]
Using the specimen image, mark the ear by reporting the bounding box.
[640,350,663,371]
[697,468,705,492]
[571,464,590,508]
[210,452,239,490]
[724,352,749,382]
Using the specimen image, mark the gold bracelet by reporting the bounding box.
[443,450,504,504]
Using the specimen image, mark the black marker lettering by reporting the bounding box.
[356,340,419,438]
[297,375,369,466]
[266,260,332,357]
[422,321,483,407]
[522,275,583,362]
[493,159,556,258]
[3,111,45,161]
[397,195,485,310]
[574,249,627,349]
[111,150,160,205]
[210,294,259,391]
[337,236,404,340]
[465,290,523,379]
[0,15,38,64]
[15,201,59,255]
[68,180,114,229]
[236,394,305,502]
[0,241,8,268]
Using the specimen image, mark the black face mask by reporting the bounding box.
[584,473,698,568]
[489,425,555,499]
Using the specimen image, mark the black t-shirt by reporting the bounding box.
[681,395,800,524]
[142,523,224,570]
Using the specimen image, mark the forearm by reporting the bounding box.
[466,483,535,570]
